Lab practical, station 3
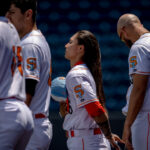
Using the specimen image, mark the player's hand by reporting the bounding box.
[59,101,68,118]
[112,133,125,144]
[122,124,133,150]
[107,133,124,150]
[108,136,121,150]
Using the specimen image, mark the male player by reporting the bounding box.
[117,13,150,150]
[6,0,52,149]
[0,0,34,150]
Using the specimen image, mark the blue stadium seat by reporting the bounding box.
[78,22,91,30]
[58,23,70,33]
[68,12,80,20]
[99,1,110,8]
[140,0,150,7]
[37,0,150,111]
[78,0,90,9]
[88,11,100,20]
[119,0,131,7]
[48,12,60,21]
[59,1,70,9]
[39,1,51,10]
[98,22,111,32]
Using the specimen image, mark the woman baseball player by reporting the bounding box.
[60,30,124,150]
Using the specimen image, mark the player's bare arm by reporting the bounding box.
[93,112,124,150]
[59,101,68,118]
[93,112,111,138]
[124,74,148,126]
[85,102,123,143]
[94,113,124,142]
[84,100,124,149]
[123,74,148,149]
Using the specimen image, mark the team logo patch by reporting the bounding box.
[74,84,84,101]
[27,57,37,71]
[129,56,137,68]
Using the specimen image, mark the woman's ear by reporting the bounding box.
[78,45,85,57]
[79,45,84,51]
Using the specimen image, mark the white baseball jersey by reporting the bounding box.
[123,33,150,150]
[63,63,110,150]
[129,33,150,112]
[122,84,133,116]
[0,17,25,101]
[0,17,34,150]
[63,63,100,130]
[20,30,52,150]
[21,30,51,116]
[122,33,150,115]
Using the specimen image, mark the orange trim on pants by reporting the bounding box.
[66,128,101,138]
[34,113,46,119]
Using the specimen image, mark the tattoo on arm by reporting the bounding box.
[97,120,112,139]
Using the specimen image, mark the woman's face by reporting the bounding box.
[65,33,82,61]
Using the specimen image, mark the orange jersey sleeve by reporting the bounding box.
[84,101,105,117]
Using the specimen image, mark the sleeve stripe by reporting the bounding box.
[72,68,88,71]
[77,98,99,107]
[25,75,40,81]
[136,71,150,73]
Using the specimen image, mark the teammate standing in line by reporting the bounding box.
[0,1,34,150]
[60,30,124,150]
[117,13,150,150]
[6,0,52,149]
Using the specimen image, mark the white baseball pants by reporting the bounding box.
[25,117,52,150]
[0,99,34,150]
[131,111,150,150]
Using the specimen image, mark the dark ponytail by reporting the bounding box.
[76,30,105,106]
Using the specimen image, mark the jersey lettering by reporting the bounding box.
[27,58,37,71]
[129,56,137,68]
[74,84,84,98]
[11,46,23,76]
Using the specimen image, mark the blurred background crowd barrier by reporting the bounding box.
[36,0,150,149]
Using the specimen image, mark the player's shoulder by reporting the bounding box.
[67,64,91,80]
[133,33,150,48]
[0,17,20,44]
[0,17,9,27]
[21,30,50,53]
[70,64,88,74]
[21,30,47,45]
[0,17,16,33]
[131,33,150,54]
